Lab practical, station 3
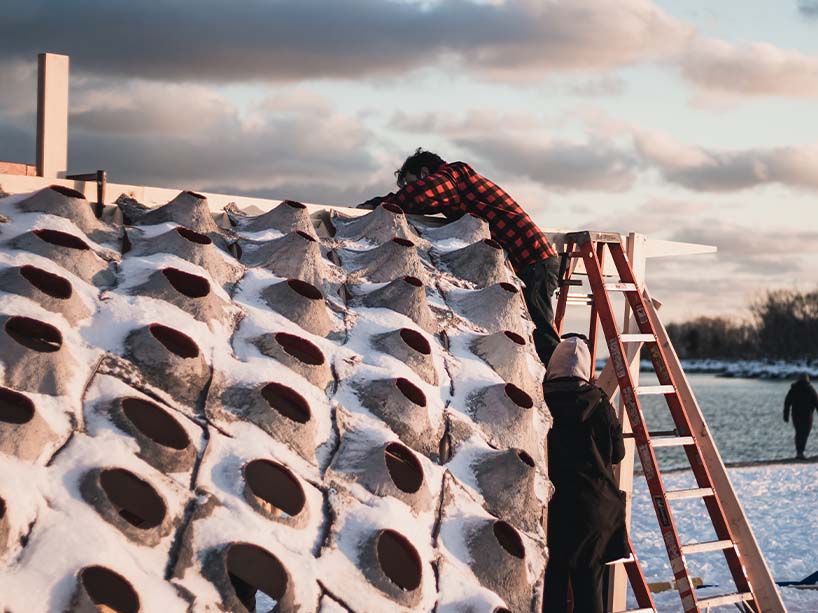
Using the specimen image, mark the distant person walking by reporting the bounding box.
[542,336,629,613]
[784,374,818,460]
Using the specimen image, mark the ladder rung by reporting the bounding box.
[665,487,714,501]
[697,592,754,608]
[651,435,694,448]
[681,539,734,555]
[561,279,584,286]
[620,334,655,343]
[606,555,635,566]
[604,282,638,292]
[565,293,593,304]
[636,385,675,395]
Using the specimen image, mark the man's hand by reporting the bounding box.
[355,196,385,210]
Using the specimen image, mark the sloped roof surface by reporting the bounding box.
[0,186,552,612]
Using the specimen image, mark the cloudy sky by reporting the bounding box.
[1,0,817,323]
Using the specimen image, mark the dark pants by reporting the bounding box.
[794,413,813,455]
[543,558,606,613]
[518,257,562,367]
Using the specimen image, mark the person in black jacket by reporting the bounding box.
[784,374,818,460]
[542,336,628,613]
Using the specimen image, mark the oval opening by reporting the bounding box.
[183,190,206,199]
[503,330,526,345]
[0,497,5,520]
[0,386,35,425]
[399,328,431,356]
[99,468,166,529]
[381,202,404,215]
[493,520,525,559]
[494,608,512,613]
[504,383,533,409]
[287,278,323,301]
[395,378,426,407]
[49,185,87,200]
[391,237,414,248]
[376,530,422,591]
[244,459,306,518]
[498,282,519,294]
[175,227,212,245]
[148,324,200,359]
[80,566,140,613]
[20,265,73,299]
[483,238,502,250]
[120,397,190,450]
[226,543,288,610]
[5,316,62,353]
[384,443,423,494]
[161,268,210,299]
[402,276,423,288]
[33,228,90,250]
[517,450,535,468]
[295,230,317,242]
[274,332,325,366]
[261,383,311,424]
[282,199,307,209]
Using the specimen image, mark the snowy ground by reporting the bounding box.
[638,359,818,380]
[630,463,818,611]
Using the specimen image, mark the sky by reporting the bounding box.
[0,0,817,323]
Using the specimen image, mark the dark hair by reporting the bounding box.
[395,148,446,188]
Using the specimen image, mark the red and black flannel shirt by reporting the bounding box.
[382,161,556,271]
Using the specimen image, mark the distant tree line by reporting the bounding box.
[665,287,818,361]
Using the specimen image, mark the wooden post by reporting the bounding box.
[607,232,646,612]
[36,53,70,178]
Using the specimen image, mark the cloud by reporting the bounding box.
[634,128,818,192]
[567,76,627,98]
[0,0,691,83]
[798,1,818,18]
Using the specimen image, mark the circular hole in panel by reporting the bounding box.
[498,282,518,294]
[244,460,306,517]
[148,324,200,359]
[295,230,316,242]
[504,384,533,409]
[0,386,35,425]
[391,237,414,248]
[184,190,206,199]
[402,276,423,288]
[381,202,404,215]
[503,331,526,345]
[395,378,426,407]
[282,199,306,209]
[226,543,288,608]
[274,332,325,366]
[175,227,212,245]
[493,520,525,559]
[494,608,512,613]
[260,383,311,424]
[376,529,422,591]
[0,497,5,520]
[483,238,502,249]
[20,265,73,299]
[33,228,90,250]
[384,443,423,494]
[5,316,63,352]
[399,328,431,355]
[99,469,166,529]
[80,565,140,613]
[287,279,323,301]
[161,268,210,298]
[517,450,535,467]
[121,397,190,450]
[49,185,87,199]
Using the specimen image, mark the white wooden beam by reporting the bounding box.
[36,53,70,178]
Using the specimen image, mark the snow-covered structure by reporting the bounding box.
[0,186,552,612]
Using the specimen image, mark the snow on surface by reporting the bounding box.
[630,462,818,611]
[640,358,818,380]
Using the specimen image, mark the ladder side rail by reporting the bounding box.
[587,241,606,368]
[622,534,658,612]
[577,238,701,613]
[606,244,757,602]
[641,289,786,613]
[554,240,577,335]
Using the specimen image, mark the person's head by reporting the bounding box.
[546,335,592,382]
[799,373,811,383]
[395,148,446,188]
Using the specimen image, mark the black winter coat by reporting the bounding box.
[544,378,628,568]
[785,379,818,422]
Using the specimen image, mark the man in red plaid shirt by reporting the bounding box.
[359,148,562,364]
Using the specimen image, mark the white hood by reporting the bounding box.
[546,336,592,381]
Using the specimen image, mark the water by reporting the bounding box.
[636,373,807,469]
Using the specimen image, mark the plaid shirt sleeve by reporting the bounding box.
[381,167,462,215]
